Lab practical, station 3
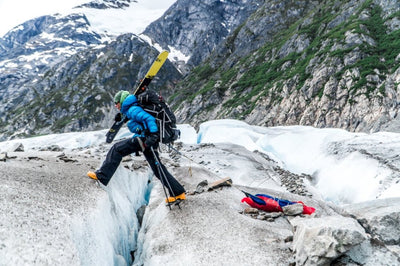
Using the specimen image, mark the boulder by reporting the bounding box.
[11,143,24,152]
[283,203,304,216]
[195,180,208,194]
[344,198,400,245]
[290,216,367,265]
[336,239,400,265]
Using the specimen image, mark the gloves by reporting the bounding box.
[115,113,129,123]
[114,113,122,122]
[145,133,159,149]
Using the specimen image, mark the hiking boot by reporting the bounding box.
[165,192,186,203]
[87,171,98,181]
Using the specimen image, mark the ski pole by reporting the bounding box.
[150,146,171,209]
[137,138,172,209]
[150,146,179,209]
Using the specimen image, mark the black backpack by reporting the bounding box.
[137,90,181,144]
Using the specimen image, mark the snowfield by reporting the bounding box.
[0,0,176,38]
[0,120,399,265]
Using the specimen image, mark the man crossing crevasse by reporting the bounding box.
[88,90,186,204]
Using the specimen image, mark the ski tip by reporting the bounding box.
[158,50,169,60]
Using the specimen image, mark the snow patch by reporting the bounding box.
[168,45,190,64]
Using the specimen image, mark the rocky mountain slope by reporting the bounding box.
[0,30,181,139]
[170,0,400,133]
[76,0,135,9]
[0,1,181,140]
[1,0,400,139]
[143,0,261,72]
[0,13,102,138]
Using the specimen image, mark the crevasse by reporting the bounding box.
[71,167,152,265]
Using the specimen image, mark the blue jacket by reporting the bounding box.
[127,120,144,137]
[121,95,158,134]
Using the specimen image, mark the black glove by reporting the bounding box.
[114,112,122,122]
[145,133,159,149]
[115,113,129,123]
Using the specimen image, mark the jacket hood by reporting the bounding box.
[121,95,138,114]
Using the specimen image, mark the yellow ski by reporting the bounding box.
[133,50,169,95]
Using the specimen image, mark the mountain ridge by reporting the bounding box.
[168,0,400,133]
[0,0,179,140]
[1,0,400,139]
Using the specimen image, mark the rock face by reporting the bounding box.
[143,0,261,72]
[2,0,400,139]
[170,0,400,134]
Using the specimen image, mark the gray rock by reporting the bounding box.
[283,203,304,216]
[39,145,63,152]
[11,143,24,152]
[244,207,259,214]
[345,198,400,245]
[195,179,208,194]
[260,211,283,220]
[291,216,367,265]
[136,205,146,227]
[338,239,400,266]
[143,0,261,71]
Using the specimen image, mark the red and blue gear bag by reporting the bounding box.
[241,191,315,215]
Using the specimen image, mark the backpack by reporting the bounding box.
[137,89,181,144]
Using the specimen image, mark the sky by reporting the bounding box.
[0,0,176,37]
[0,0,87,36]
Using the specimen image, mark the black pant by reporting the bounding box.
[96,138,185,197]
